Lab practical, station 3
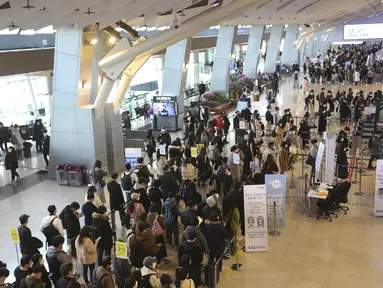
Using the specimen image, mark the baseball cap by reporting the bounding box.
[19,214,30,225]
[143,256,157,267]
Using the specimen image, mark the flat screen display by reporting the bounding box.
[153,102,177,116]
[237,101,248,112]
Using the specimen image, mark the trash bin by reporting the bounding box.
[23,142,33,159]
[68,165,83,187]
[56,164,69,185]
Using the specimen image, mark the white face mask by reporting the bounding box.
[161,129,165,133]
[152,263,157,269]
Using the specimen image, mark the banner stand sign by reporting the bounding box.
[265,175,286,227]
[374,160,383,217]
[244,185,268,252]
[315,142,325,183]
[325,133,336,184]
[124,148,141,168]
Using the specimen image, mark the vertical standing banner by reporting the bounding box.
[374,160,383,217]
[265,175,286,227]
[243,185,268,252]
[115,241,128,259]
[315,142,325,183]
[124,148,141,168]
[325,133,336,184]
[9,227,20,243]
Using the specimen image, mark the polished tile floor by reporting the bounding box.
[1,77,382,288]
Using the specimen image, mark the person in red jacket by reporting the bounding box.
[215,115,224,136]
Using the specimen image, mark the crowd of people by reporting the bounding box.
[304,43,383,85]
[0,119,50,183]
[3,42,383,288]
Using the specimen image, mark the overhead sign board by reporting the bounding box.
[344,24,383,40]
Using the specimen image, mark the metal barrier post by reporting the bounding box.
[289,164,296,189]
[352,157,359,184]
[212,263,217,288]
[355,150,366,197]
[111,210,116,242]
[268,201,281,237]
[231,235,242,271]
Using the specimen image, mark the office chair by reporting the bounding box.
[331,181,351,215]
[316,188,339,222]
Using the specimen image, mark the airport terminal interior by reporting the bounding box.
[2,0,383,287]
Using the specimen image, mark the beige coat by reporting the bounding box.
[75,236,96,265]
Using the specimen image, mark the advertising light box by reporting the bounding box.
[344,23,383,40]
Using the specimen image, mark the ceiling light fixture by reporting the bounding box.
[39,7,46,11]
[108,37,117,44]
[22,0,35,10]
[8,20,19,30]
[90,39,98,45]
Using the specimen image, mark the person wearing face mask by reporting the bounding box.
[59,202,81,258]
[227,146,241,182]
[302,77,310,96]
[337,144,349,179]
[0,122,9,154]
[46,236,71,285]
[31,254,51,288]
[0,267,10,288]
[40,205,64,246]
[202,192,221,221]
[140,257,161,288]
[10,125,23,160]
[317,104,329,135]
[265,106,274,136]
[308,139,319,185]
[157,126,172,153]
[42,130,50,168]
[5,146,19,183]
[56,263,81,288]
[92,257,115,288]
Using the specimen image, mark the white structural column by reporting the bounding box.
[282,25,298,66]
[153,55,165,93]
[210,26,237,93]
[49,26,109,179]
[161,38,192,119]
[264,25,284,73]
[90,25,101,104]
[243,25,264,78]
[26,76,40,119]
[186,52,200,88]
[306,38,315,59]
[45,75,53,133]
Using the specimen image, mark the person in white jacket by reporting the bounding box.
[141,257,162,288]
[40,205,64,236]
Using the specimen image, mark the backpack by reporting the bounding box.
[121,172,134,191]
[42,217,60,245]
[368,136,373,149]
[216,164,227,183]
[201,130,209,143]
[129,236,148,268]
[151,215,164,236]
[88,271,109,288]
[140,274,155,288]
[59,207,68,229]
[147,136,154,148]
[164,202,177,225]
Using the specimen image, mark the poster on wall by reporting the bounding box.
[315,142,325,183]
[243,185,268,252]
[374,160,383,217]
[265,175,286,227]
[125,148,141,168]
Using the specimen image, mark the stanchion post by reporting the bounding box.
[304,173,308,201]
[352,157,359,184]
[268,201,281,237]
[289,164,296,189]
[231,235,242,271]
[355,149,366,196]
[15,243,19,265]
[212,263,217,288]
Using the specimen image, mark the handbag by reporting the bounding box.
[306,154,314,165]
[99,179,106,188]
[151,215,164,236]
